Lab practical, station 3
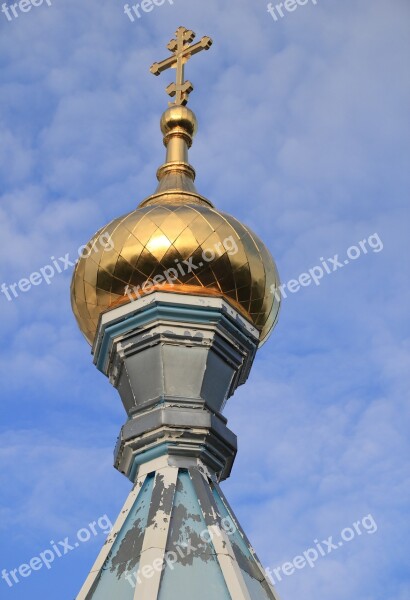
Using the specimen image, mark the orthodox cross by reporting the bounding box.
[150,26,213,106]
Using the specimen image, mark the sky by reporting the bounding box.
[0,0,409,598]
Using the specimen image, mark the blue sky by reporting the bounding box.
[0,0,409,598]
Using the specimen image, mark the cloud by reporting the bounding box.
[0,0,408,598]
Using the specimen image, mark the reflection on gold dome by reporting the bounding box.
[71,202,280,345]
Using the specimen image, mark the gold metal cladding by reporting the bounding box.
[156,162,196,182]
[70,203,281,347]
[160,105,198,140]
[140,190,214,208]
[150,26,213,106]
[71,27,281,348]
[159,106,197,175]
[147,104,210,205]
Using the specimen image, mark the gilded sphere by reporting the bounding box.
[160,105,198,138]
[71,203,280,346]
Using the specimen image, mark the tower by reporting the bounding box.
[71,27,281,600]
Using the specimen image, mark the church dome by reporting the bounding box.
[71,106,280,346]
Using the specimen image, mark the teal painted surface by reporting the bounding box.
[96,304,221,372]
[95,301,252,372]
[242,570,276,600]
[90,475,154,600]
[85,469,276,599]
[159,471,231,600]
[128,443,170,480]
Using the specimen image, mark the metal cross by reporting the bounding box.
[150,26,213,106]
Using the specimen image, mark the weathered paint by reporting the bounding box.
[133,466,178,599]
[158,470,232,600]
[89,474,154,599]
[78,464,279,600]
[188,467,252,600]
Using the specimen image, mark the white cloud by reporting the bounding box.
[0,0,408,598]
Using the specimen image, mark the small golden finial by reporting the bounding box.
[150,26,213,106]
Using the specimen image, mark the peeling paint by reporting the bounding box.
[108,475,154,580]
[110,516,145,579]
[147,471,176,528]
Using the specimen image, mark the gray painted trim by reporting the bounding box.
[115,422,237,482]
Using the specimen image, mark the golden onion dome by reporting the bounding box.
[71,99,280,347]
